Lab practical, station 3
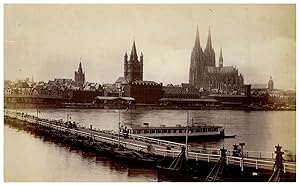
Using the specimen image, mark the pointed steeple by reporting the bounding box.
[194,25,201,49]
[78,58,83,73]
[219,47,223,67]
[130,40,138,61]
[206,26,212,49]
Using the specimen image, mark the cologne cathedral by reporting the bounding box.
[189,27,244,92]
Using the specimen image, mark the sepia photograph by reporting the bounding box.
[3,3,296,182]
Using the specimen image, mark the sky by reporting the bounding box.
[4,4,296,90]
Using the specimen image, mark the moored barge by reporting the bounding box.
[125,122,228,141]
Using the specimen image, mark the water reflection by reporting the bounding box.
[4,126,157,181]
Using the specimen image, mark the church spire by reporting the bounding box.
[130,40,138,61]
[219,47,223,67]
[78,58,83,73]
[194,25,201,49]
[75,58,85,88]
[206,26,213,49]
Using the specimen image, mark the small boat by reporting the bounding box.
[157,147,200,181]
[127,151,164,168]
[125,122,227,141]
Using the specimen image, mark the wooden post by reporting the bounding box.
[241,159,244,172]
[256,160,258,169]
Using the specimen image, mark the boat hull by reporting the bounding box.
[136,134,225,141]
[157,166,200,182]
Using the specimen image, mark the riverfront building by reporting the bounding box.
[189,27,244,92]
[162,83,201,99]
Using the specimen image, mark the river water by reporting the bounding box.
[4,109,296,181]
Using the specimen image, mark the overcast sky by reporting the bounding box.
[4,4,295,90]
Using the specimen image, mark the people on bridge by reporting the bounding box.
[72,121,77,129]
[122,126,129,138]
[232,144,241,157]
[147,143,154,153]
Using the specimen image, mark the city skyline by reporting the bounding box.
[4,4,296,90]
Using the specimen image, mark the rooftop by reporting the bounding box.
[131,80,160,86]
[94,96,135,101]
[206,66,238,74]
[159,98,218,102]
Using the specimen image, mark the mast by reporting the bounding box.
[185,111,189,159]
[118,99,121,147]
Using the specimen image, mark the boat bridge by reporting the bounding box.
[4,110,296,175]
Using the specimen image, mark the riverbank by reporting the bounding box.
[4,102,296,111]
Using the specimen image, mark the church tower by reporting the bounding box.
[124,52,128,79]
[268,76,274,90]
[124,40,143,82]
[204,27,216,67]
[189,26,205,89]
[219,47,223,68]
[74,59,85,88]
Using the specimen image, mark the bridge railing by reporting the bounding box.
[282,162,296,174]
[188,151,221,162]
[226,155,296,174]
[128,134,183,149]
[192,147,275,160]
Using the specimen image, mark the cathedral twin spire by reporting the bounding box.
[206,27,213,50]
[194,26,201,50]
[192,26,216,67]
[193,26,213,51]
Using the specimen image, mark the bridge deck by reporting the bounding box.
[4,110,296,174]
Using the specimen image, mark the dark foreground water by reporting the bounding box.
[4,109,296,181]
